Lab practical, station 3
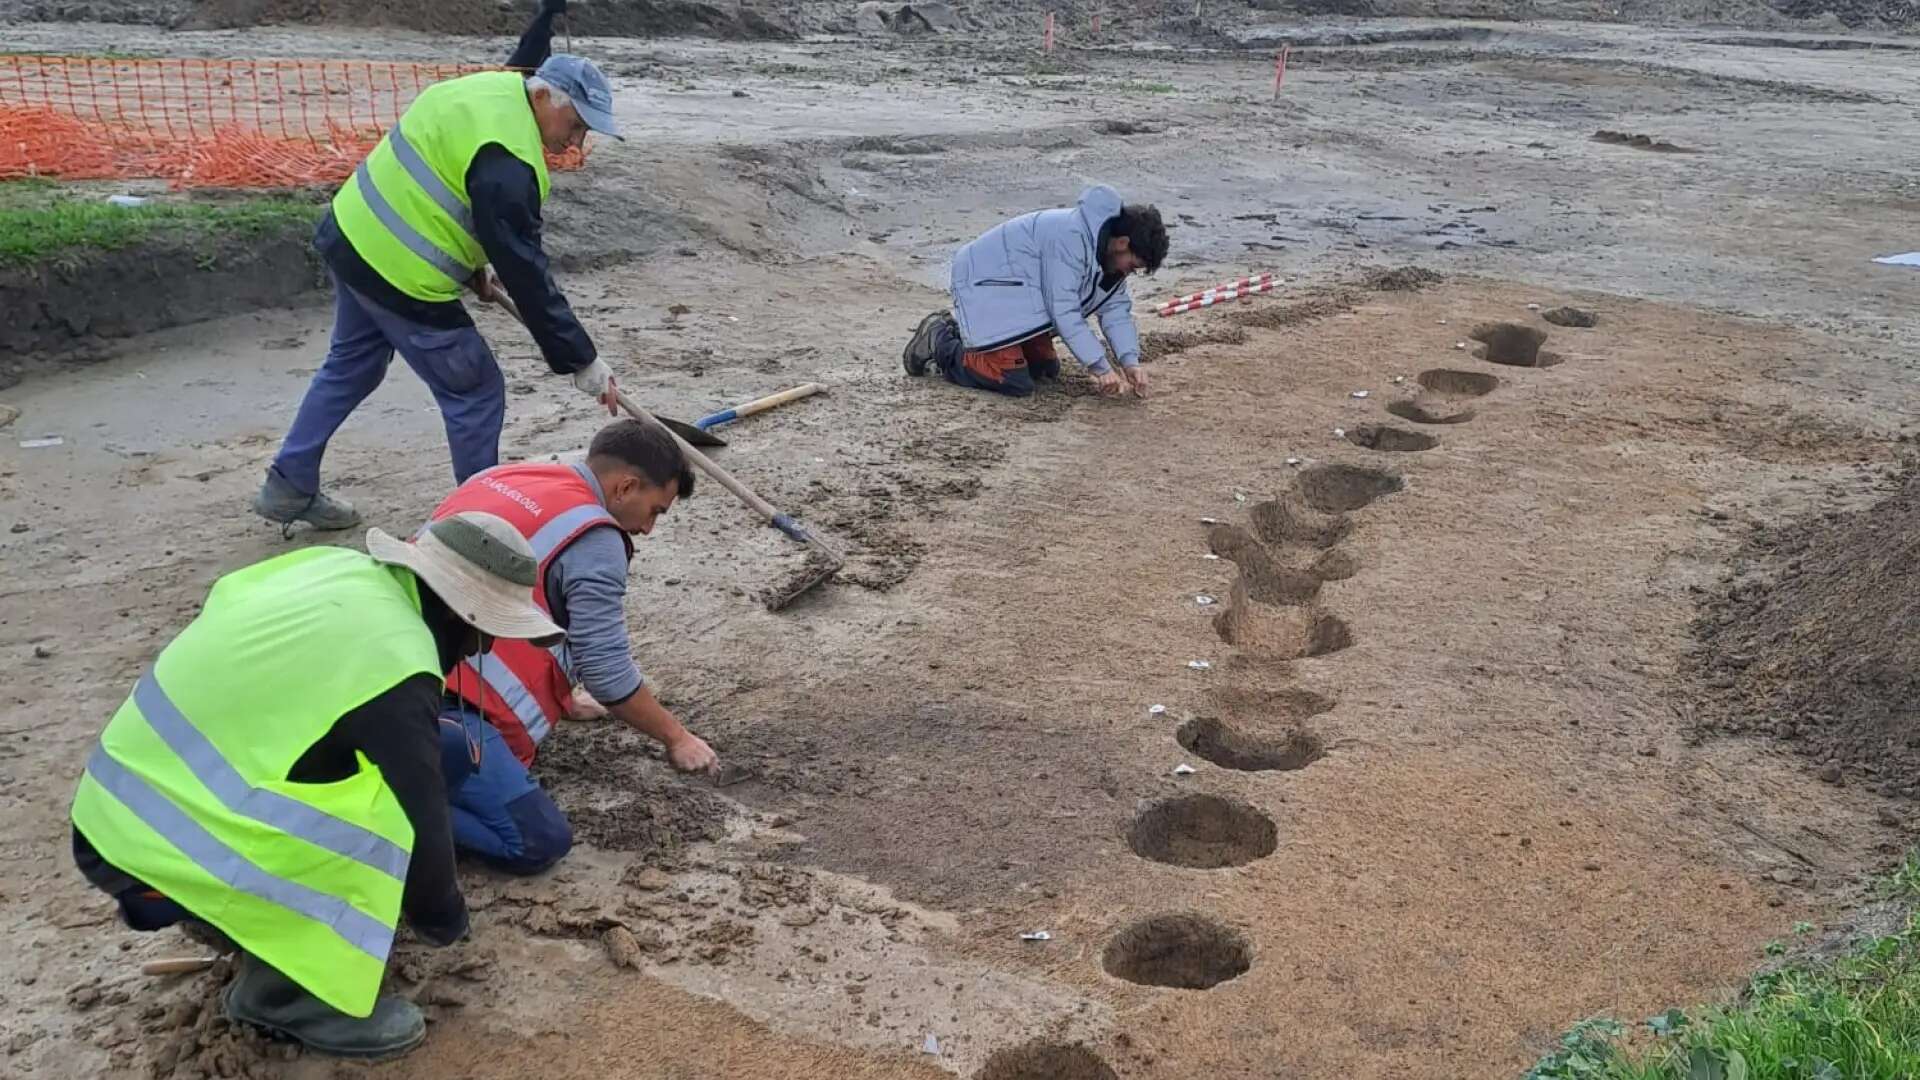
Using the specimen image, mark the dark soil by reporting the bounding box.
[1176,716,1325,771]
[1690,467,1920,797]
[1127,793,1277,868]
[1470,321,1562,368]
[1386,399,1478,424]
[974,1041,1119,1080]
[1101,912,1253,990]
[0,226,321,383]
[1416,368,1500,397]
[1542,306,1599,328]
[1344,424,1439,452]
[536,722,734,855]
[1251,495,1353,549]
[191,0,797,37]
[1296,462,1404,513]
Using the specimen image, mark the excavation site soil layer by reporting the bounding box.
[4,14,1918,1079]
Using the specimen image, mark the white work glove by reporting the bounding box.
[570,359,618,415]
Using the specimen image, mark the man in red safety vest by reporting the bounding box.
[426,418,719,872]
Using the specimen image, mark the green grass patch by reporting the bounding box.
[1526,883,1920,1080]
[0,184,320,268]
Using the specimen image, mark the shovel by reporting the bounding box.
[485,294,725,448]
[612,387,845,610]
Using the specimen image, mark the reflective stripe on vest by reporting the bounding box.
[530,502,616,560]
[474,651,552,746]
[331,71,550,303]
[84,747,393,961]
[433,463,628,765]
[348,141,473,287]
[132,672,409,882]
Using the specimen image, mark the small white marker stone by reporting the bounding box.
[1351,390,1369,399]
[1233,492,1247,503]
[1455,341,1468,350]
[1199,516,1219,525]
[1392,376,1406,384]
[1286,456,1301,466]
[1195,594,1217,606]
[1187,660,1212,671]
[922,1034,941,1056]
[1172,763,1197,776]
[1333,427,1346,438]
[1149,704,1167,715]
[1019,930,1053,942]
[1527,303,1541,310]
[1202,553,1222,560]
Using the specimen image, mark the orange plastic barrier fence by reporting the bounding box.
[0,55,585,189]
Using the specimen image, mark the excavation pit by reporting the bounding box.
[1207,522,1262,562]
[1176,717,1325,772]
[1251,497,1352,550]
[1215,605,1353,658]
[1308,549,1359,581]
[1415,369,1499,397]
[1386,400,1476,424]
[1297,464,1404,513]
[1344,424,1438,452]
[975,1041,1118,1080]
[1127,793,1277,869]
[1238,552,1323,606]
[1471,321,1563,368]
[1103,913,1253,990]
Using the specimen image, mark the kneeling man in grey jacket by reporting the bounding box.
[903,185,1168,399]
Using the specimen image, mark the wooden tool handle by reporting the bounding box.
[142,957,218,976]
[733,383,826,420]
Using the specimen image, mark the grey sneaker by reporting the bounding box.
[251,470,361,532]
[902,311,949,377]
[223,954,425,1060]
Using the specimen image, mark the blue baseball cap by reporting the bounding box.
[534,54,621,141]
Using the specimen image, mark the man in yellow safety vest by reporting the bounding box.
[69,512,564,1059]
[253,55,624,533]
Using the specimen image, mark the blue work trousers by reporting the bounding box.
[438,708,573,876]
[270,275,506,494]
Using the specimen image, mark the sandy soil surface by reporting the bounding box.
[3,17,1919,1080]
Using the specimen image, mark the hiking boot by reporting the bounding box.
[902,311,949,377]
[224,954,425,1061]
[251,469,361,532]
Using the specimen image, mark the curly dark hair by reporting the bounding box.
[1115,203,1169,274]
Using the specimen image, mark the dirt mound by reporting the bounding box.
[1691,468,1920,797]
[191,0,796,37]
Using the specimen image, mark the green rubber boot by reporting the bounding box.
[222,954,424,1060]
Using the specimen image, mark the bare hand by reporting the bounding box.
[1092,369,1124,397]
[566,686,608,721]
[601,374,618,417]
[468,267,503,305]
[666,733,719,774]
[1124,366,1150,399]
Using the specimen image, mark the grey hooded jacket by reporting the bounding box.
[947,185,1141,375]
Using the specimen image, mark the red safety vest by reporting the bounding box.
[430,462,633,765]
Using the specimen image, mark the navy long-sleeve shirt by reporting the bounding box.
[315,143,596,376]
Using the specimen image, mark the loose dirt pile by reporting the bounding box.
[1691,465,1920,797]
[192,0,800,37]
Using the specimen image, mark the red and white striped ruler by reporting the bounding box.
[1156,273,1279,317]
